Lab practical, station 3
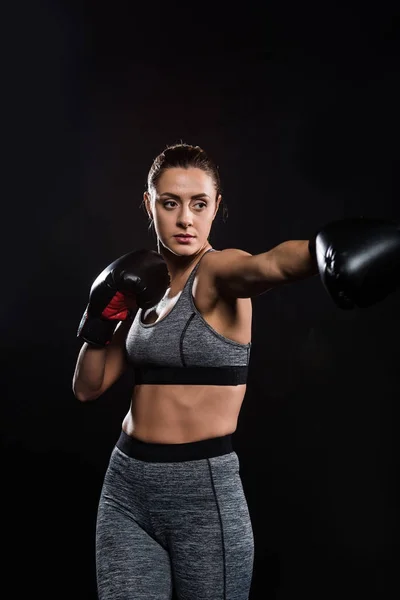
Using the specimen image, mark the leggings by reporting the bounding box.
[96,430,254,600]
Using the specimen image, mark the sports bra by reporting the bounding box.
[125,249,251,385]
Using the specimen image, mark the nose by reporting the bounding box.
[177,207,193,228]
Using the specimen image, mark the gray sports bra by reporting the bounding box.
[125,249,251,385]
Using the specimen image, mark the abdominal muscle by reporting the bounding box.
[122,383,247,443]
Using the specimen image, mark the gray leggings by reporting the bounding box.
[96,430,254,600]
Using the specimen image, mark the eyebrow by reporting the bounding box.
[158,193,210,200]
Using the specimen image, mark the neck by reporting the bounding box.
[159,241,212,283]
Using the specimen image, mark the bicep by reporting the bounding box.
[207,248,279,299]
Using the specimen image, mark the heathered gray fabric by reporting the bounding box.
[125,249,251,368]
[96,446,255,599]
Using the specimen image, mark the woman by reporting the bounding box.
[72,143,398,599]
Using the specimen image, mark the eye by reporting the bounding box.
[163,201,177,209]
[194,202,207,210]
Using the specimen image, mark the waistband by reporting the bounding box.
[134,366,248,385]
[116,429,234,462]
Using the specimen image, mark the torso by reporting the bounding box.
[122,248,252,443]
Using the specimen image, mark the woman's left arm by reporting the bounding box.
[209,217,400,307]
[205,240,317,299]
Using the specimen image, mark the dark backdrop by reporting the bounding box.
[2,1,399,598]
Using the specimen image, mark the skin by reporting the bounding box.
[143,167,222,283]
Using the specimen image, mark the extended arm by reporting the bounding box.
[206,217,400,309]
[204,240,317,298]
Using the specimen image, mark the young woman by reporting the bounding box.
[72,143,399,600]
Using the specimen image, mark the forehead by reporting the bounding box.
[156,167,214,194]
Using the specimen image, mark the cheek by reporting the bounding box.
[204,212,215,226]
[154,211,173,233]
[154,210,167,224]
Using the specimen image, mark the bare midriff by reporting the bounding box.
[122,248,252,444]
[122,383,247,443]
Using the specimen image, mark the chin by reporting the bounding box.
[172,246,198,257]
[161,239,202,256]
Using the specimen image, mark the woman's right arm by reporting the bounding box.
[72,247,169,401]
[72,317,133,402]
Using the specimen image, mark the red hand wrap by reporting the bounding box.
[101,291,131,320]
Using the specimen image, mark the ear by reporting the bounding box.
[213,194,222,219]
[143,192,153,220]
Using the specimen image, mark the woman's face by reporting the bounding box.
[145,167,221,256]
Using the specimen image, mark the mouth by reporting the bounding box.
[174,234,195,243]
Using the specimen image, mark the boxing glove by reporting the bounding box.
[310,217,400,309]
[77,249,170,347]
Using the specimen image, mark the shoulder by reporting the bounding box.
[203,247,253,263]
[195,248,253,304]
[200,248,253,273]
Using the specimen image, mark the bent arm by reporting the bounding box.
[206,241,317,299]
[72,316,133,402]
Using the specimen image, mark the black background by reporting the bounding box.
[2,1,399,598]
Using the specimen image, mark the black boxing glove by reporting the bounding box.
[311,217,400,309]
[77,249,170,347]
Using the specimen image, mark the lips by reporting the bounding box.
[174,235,194,238]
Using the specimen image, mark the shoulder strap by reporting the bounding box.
[181,248,216,296]
[189,247,216,278]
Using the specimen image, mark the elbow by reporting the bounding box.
[72,383,101,403]
[74,391,95,402]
